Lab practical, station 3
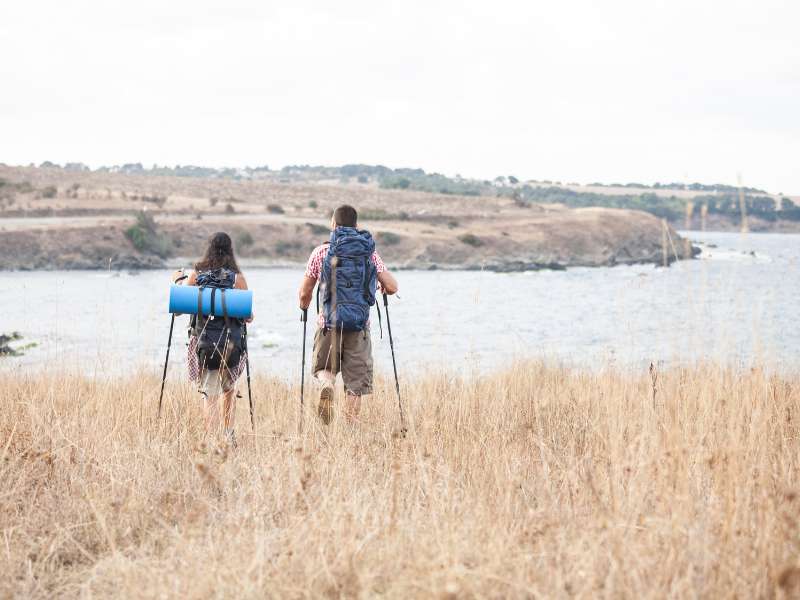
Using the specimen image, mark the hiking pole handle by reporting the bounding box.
[301,308,308,322]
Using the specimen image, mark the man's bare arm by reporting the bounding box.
[378,270,398,295]
[299,275,317,310]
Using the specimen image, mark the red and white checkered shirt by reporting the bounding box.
[305,243,386,328]
[187,334,246,384]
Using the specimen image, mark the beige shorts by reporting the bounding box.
[200,368,236,397]
[312,327,373,395]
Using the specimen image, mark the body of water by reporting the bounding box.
[1,231,798,378]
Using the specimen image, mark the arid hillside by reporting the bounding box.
[0,166,695,270]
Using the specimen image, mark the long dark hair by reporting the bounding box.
[194,232,240,273]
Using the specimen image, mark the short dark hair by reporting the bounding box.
[333,204,358,228]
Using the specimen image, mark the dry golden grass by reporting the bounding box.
[1,363,799,598]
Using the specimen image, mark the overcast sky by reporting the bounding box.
[1,0,798,193]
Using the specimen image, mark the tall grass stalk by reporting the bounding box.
[1,363,798,597]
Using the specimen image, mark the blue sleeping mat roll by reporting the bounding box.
[168,285,253,318]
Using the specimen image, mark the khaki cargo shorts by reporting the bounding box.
[311,327,373,395]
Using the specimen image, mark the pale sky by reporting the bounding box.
[1,0,798,193]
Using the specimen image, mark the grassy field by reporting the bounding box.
[1,363,799,598]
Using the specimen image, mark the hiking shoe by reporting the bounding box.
[318,385,334,425]
[225,428,238,449]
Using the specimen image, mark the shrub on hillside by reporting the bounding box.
[306,222,329,236]
[359,209,410,221]
[41,186,57,199]
[376,231,402,246]
[275,240,302,256]
[458,233,483,247]
[235,230,254,248]
[267,204,285,214]
[124,211,172,258]
[141,195,166,208]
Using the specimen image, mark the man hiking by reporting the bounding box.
[298,205,398,424]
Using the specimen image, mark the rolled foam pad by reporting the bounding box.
[168,285,253,318]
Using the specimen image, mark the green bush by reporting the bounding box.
[359,209,411,221]
[376,231,402,245]
[457,233,483,247]
[380,176,411,190]
[141,195,166,208]
[124,211,173,258]
[308,200,318,209]
[41,186,57,199]
[305,222,330,236]
[275,240,302,256]
[236,230,254,247]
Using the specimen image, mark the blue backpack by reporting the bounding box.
[321,227,378,331]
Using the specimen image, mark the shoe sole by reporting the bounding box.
[318,386,333,425]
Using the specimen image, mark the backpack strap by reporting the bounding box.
[195,286,204,334]
[220,288,231,332]
[209,288,217,318]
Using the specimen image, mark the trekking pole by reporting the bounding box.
[383,293,406,433]
[243,323,254,431]
[157,313,176,419]
[159,269,188,420]
[299,308,308,432]
[330,257,340,376]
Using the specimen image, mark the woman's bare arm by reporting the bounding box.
[170,269,195,285]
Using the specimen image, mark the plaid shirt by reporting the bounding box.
[305,243,386,328]
[187,335,247,383]
[187,331,246,384]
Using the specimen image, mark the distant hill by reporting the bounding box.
[5,161,798,230]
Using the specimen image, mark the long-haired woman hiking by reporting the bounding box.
[170,232,252,447]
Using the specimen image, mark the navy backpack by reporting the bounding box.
[192,268,243,370]
[320,227,378,331]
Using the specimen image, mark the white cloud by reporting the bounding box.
[1,0,798,192]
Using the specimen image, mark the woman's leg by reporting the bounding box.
[203,392,221,434]
[200,368,225,437]
[222,388,237,431]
